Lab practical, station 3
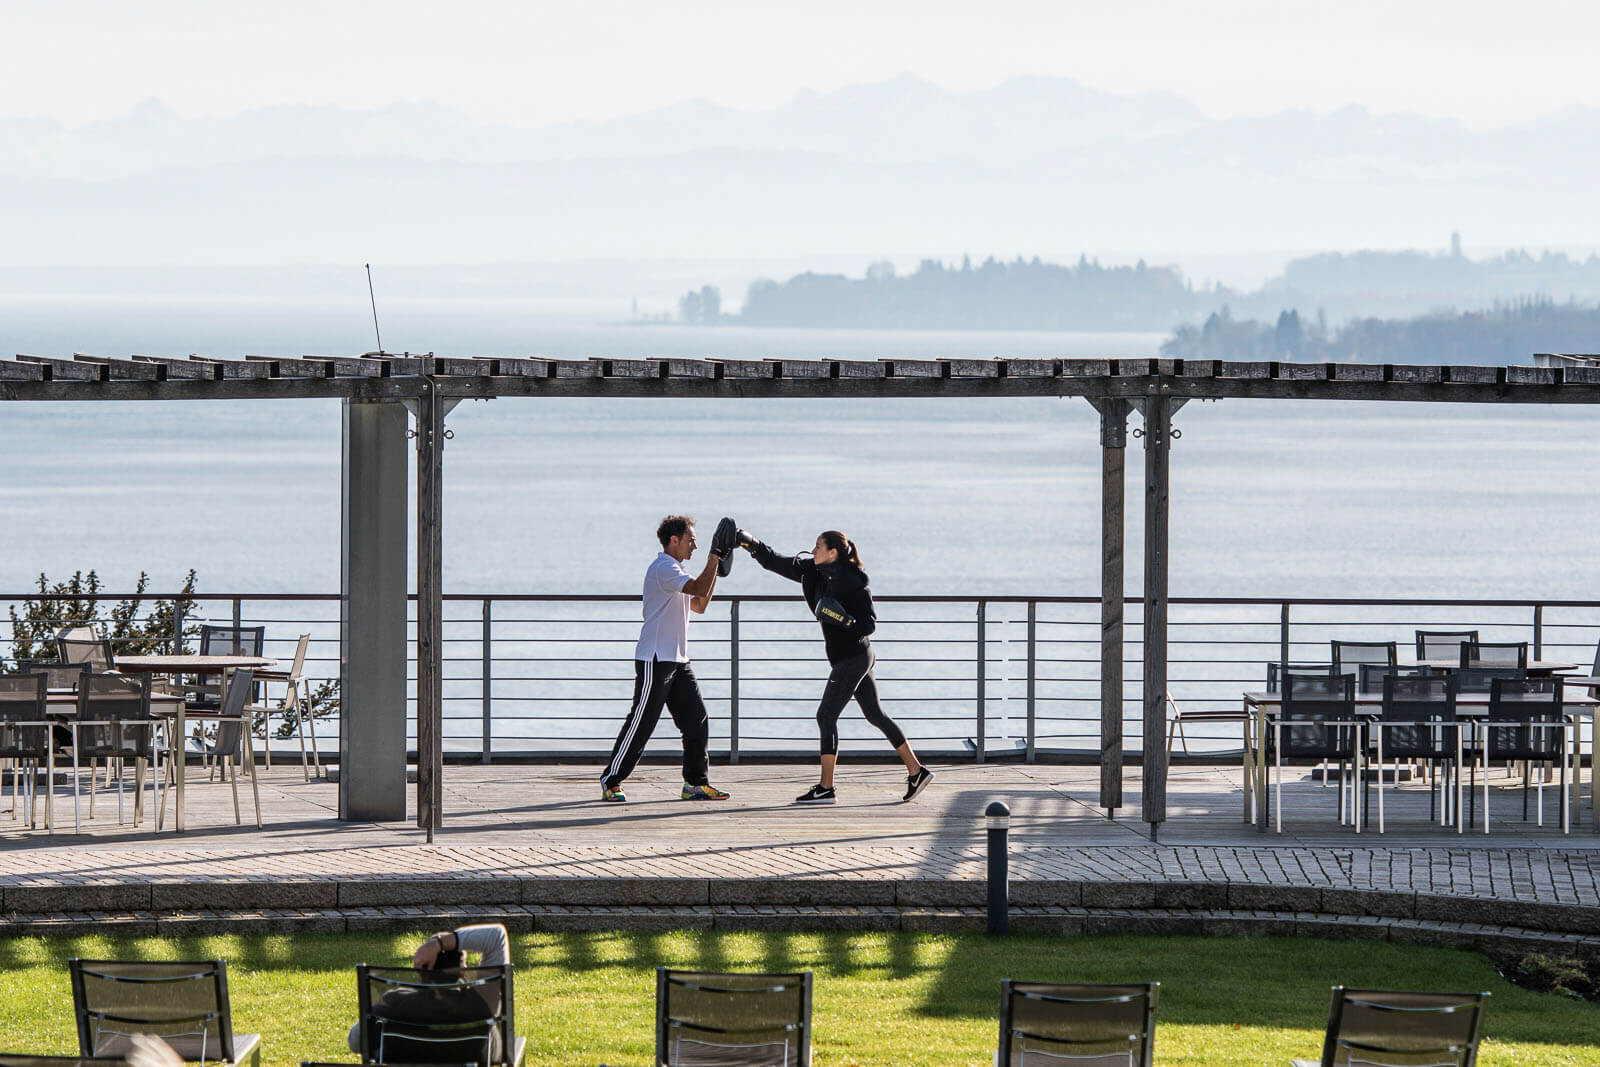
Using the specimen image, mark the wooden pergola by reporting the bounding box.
[5,350,1597,840]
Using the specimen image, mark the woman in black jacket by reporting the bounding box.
[741,528,933,804]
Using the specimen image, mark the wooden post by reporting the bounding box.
[416,381,445,841]
[1141,394,1172,840]
[1090,399,1130,817]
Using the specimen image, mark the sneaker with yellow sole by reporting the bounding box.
[680,782,731,801]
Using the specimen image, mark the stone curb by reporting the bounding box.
[4,905,1600,959]
[6,878,1600,936]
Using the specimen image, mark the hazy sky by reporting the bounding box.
[8,0,1598,128]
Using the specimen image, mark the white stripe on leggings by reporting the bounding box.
[604,658,655,784]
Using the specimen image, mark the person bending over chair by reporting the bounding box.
[347,923,511,1056]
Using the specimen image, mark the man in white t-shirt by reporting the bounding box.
[599,514,731,802]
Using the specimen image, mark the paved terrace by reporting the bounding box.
[4,762,1600,959]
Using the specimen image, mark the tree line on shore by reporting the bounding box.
[1160,299,1599,365]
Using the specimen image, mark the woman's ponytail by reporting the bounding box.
[820,529,864,570]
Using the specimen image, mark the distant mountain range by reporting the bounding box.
[2,75,1597,266]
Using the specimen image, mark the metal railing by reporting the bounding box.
[5,592,1598,762]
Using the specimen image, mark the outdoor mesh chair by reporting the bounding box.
[1477,676,1569,833]
[184,626,266,709]
[247,633,318,779]
[997,980,1158,1067]
[1372,673,1459,832]
[1290,986,1488,1067]
[1163,689,1248,759]
[656,968,812,1067]
[68,958,261,1067]
[159,669,259,830]
[1461,641,1528,671]
[1416,630,1479,664]
[1330,640,1396,680]
[1271,671,1361,833]
[1355,662,1428,696]
[56,626,114,672]
[19,659,94,692]
[356,963,521,1066]
[73,673,155,832]
[0,673,56,830]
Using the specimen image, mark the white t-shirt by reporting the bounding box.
[635,552,693,663]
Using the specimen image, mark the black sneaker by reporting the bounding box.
[903,767,933,801]
[794,784,836,805]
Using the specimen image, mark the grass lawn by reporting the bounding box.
[0,929,1596,1065]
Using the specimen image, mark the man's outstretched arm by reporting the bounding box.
[681,550,724,613]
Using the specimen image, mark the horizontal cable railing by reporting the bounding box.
[4,592,1597,763]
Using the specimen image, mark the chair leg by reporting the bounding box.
[245,731,262,829]
[292,684,311,782]
[157,753,171,832]
[1274,725,1283,834]
[1376,734,1385,835]
[228,755,242,825]
[134,757,145,827]
[306,695,323,779]
[71,743,81,835]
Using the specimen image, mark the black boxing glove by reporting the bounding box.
[712,516,738,577]
[736,528,757,551]
[814,596,856,629]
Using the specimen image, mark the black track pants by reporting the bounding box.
[601,658,710,788]
[815,646,906,757]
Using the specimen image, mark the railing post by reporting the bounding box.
[1533,603,1543,661]
[481,597,492,764]
[975,601,987,762]
[1279,601,1290,667]
[232,596,242,631]
[1025,600,1037,763]
[171,600,185,654]
[729,599,740,766]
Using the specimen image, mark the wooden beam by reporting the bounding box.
[415,381,445,840]
[1088,398,1130,817]
[1140,394,1172,840]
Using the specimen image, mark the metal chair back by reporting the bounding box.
[74,674,153,761]
[1277,672,1358,761]
[1461,641,1527,671]
[0,673,51,760]
[1266,662,1333,693]
[657,968,812,1067]
[1416,630,1479,662]
[1378,673,1457,761]
[19,660,93,693]
[1330,640,1396,678]
[69,958,239,1063]
[356,963,515,1065]
[210,669,256,759]
[198,626,265,658]
[1314,986,1487,1067]
[998,980,1158,1067]
[1485,676,1565,762]
[55,626,113,672]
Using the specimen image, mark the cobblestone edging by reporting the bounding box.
[3,903,1597,962]
[4,876,1600,937]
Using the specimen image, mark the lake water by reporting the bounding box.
[0,297,1592,602]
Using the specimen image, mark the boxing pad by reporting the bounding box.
[814,596,856,629]
[712,516,738,576]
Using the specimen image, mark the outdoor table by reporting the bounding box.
[1416,659,1577,674]
[1241,690,1599,833]
[113,654,276,832]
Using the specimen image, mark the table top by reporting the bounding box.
[1416,659,1577,672]
[115,654,276,670]
[1245,690,1599,708]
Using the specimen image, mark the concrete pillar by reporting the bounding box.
[339,399,409,821]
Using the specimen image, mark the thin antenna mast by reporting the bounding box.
[365,263,383,353]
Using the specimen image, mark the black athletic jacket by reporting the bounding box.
[748,540,876,665]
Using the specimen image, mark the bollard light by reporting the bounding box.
[986,800,1010,936]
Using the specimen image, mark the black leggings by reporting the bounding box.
[815,646,906,757]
